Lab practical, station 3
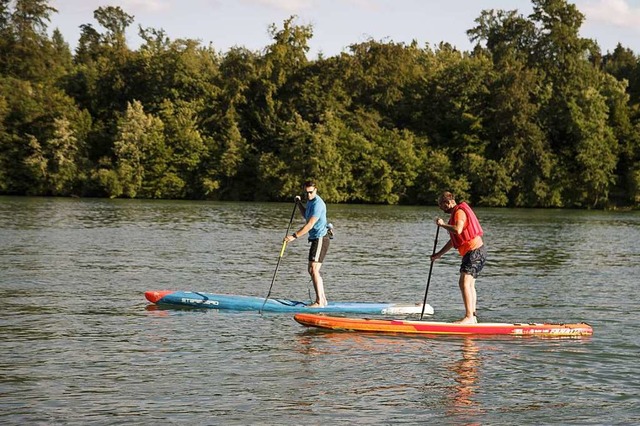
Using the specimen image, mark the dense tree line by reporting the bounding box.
[1,0,639,208]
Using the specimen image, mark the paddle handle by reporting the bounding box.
[420,225,440,320]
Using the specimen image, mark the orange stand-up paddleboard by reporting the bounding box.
[294,313,593,337]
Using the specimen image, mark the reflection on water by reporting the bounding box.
[448,338,483,419]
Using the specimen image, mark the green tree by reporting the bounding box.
[111,100,167,198]
[205,106,250,200]
[529,0,596,84]
[197,47,259,200]
[469,0,628,207]
[306,112,359,203]
[246,16,312,150]
[50,28,73,80]
[565,86,618,207]
[602,43,640,109]
[47,117,83,194]
[468,9,537,64]
[340,108,421,204]
[68,6,135,163]
[265,111,354,203]
[235,16,314,197]
[418,46,493,177]
[93,5,132,50]
[487,59,557,206]
[282,54,351,125]
[0,76,90,195]
[598,71,640,205]
[345,40,427,129]
[158,99,207,198]
[0,0,57,81]
[0,93,8,191]
[133,28,221,109]
[22,117,84,195]
[412,148,470,205]
[468,8,559,206]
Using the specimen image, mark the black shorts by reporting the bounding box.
[308,235,330,263]
[460,245,487,278]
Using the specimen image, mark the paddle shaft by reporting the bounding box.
[420,225,440,320]
[260,199,299,313]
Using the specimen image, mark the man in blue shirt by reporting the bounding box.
[284,180,330,307]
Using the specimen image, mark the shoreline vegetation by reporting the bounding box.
[1,0,639,209]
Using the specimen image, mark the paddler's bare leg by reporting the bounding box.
[307,261,327,307]
[455,273,477,324]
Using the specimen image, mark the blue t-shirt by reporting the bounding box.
[305,195,327,240]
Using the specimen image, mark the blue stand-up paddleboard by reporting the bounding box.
[145,290,434,315]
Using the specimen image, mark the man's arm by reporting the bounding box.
[435,211,466,235]
[285,216,318,242]
[431,239,453,261]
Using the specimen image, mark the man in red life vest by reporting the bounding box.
[431,191,487,324]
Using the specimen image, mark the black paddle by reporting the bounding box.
[260,199,299,314]
[420,225,440,320]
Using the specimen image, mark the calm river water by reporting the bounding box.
[1,196,639,424]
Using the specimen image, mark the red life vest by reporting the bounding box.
[448,202,483,249]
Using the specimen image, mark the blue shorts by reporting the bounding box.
[460,245,487,278]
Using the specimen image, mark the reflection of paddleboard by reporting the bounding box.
[145,290,434,315]
[293,313,593,337]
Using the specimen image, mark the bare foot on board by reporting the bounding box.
[453,316,478,324]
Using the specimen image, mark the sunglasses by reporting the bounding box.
[304,189,316,194]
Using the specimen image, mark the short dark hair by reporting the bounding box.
[439,191,455,204]
[303,180,316,188]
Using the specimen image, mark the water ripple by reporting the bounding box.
[1,198,639,424]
